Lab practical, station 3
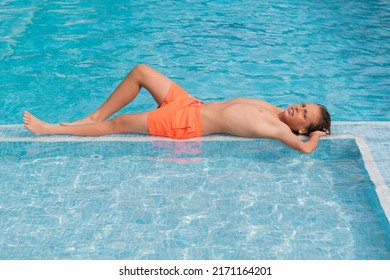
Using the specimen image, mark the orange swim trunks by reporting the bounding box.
[147,82,204,139]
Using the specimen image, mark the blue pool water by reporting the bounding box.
[1,0,389,123]
[0,0,389,259]
[0,139,389,259]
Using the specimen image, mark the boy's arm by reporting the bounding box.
[274,128,327,154]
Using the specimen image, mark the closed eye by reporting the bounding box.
[301,103,307,119]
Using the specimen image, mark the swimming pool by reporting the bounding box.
[0,127,389,259]
[0,0,389,259]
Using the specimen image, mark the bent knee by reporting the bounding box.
[131,64,152,79]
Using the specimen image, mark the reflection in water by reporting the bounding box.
[146,140,203,163]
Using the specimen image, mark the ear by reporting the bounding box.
[298,128,308,135]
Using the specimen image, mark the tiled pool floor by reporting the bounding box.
[0,122,389,223]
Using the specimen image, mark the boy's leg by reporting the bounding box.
[62,64,173,125]
[24,111,150,136]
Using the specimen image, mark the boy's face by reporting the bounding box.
[280,103,321,134]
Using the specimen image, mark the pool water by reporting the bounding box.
[0,139,389,259]
[0,0,389,260]
[1,0,389,123]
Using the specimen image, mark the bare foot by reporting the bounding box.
[60,115,98,126]
[23,111,54,135]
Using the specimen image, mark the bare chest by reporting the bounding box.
[202,102,280,137]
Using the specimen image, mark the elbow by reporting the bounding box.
[300,148,313,154]
[299,144,315,154]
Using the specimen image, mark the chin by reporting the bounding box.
[282,110,291,123]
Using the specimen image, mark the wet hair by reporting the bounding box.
[303,104,331,136]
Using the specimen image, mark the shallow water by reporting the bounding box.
[0,0,389,260]
[0,139,389,259]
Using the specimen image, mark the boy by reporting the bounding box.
[24,64,331,153]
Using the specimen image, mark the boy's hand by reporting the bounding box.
[309,130,328,137]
